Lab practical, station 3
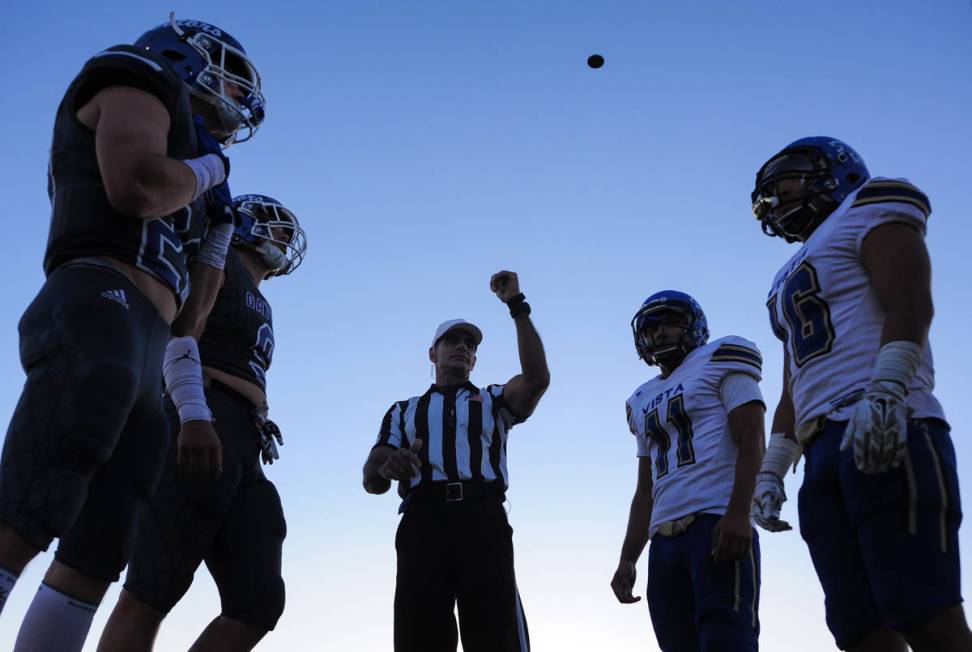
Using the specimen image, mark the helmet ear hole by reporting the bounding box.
[847,172,860,185]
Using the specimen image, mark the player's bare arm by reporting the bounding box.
[78,86,199,218]
[771,359,796,438]
[174,266,227,340]
[842,222,933,473]
[712,400,764,562]
[611,457,653,604]
[491,271,550,418]
[861,222,933,346]
[753,360,801,533]
[363,440,423,495]
[167,261,229,478]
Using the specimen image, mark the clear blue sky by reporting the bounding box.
[1,1,970,650]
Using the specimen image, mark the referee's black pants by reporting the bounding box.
[394,497,530,652]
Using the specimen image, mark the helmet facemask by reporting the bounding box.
[632,306,696,371]
[751,147,842,243]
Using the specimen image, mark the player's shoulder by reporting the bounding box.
[80,44,178,83]
[703,335,762,379]
[848,176,931,220]
[626,376,661,409]
[72,44,183,111]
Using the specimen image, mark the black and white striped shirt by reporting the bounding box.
[374,382,524,490]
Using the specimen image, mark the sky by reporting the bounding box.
[0,1,971,650]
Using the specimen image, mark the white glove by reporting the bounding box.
[752,433,800,532]
[839,341,921,474]
[752,472,791,532]
[840,380,908,473]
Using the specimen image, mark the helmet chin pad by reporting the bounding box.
[256,242,287,273]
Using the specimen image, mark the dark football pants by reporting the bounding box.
[394,498,530,652]
[799,418,962,650]
[646,514,761,652]
[124,382,287,631]
[0,263,170,581]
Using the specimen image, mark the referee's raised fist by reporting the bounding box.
[490,270,520,304]
[380,439,423,482]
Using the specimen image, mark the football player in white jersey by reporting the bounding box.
[751,137,969,652]
[611,291,766,652]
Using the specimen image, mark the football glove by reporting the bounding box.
[752,472,791,532]
[751,433,800,532]
[252,407,283,465]
[839,341,921,474]
[192,115,236,226]
[840,380,908,473]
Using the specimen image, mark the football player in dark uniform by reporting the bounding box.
[0,15,264,652]
[97,195,305,652]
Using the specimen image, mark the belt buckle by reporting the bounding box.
[671,515,693,536]
[445,483,464,502]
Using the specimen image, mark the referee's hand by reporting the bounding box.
[490,270,520,303]
[611,560,641,604]
[379,439,423,482]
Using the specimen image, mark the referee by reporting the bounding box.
[363,270,549,652]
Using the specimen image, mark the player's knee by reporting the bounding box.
[224,576,285,631]
[117,588,166,626]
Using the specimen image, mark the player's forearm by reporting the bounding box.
[171,263,223,339]
[771,389,796,439]
[513,314,550,394]
[104,152,199,219]
[727,431,762,518]
[619,489,652,564]
[363,448,393,494]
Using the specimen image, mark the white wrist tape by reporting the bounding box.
[183,153,226,202]
[761,432,801,479]
[195,222,234,269]
[163,336,212,423]
[870,341,922,389]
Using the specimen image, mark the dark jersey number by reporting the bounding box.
[248,322,275,387]
[137,219,188,304]
[770,261,835,367]
[643,395,696,479]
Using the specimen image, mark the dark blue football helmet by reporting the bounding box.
[135,13,265,144]
[631,290,709,369]
[232,194,307,277]
[752,137,870,242]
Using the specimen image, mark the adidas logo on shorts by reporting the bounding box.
[100,288,129,310]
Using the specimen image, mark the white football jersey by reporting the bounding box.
[626,336,763,537]
[767,177,945,439]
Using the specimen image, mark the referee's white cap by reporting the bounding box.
[432,319,483,348]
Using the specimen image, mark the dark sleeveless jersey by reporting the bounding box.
[198,248,274,392]
[44,44,208,307]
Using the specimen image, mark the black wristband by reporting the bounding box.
[510,301,531,319]
[506,293,526,309]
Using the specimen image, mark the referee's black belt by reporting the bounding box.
[403,480,505,508]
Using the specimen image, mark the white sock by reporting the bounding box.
[0,566,18,614]
[13,582,98,652]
